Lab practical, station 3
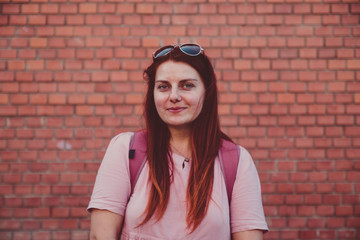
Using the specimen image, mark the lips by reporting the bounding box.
[167,107,186,113]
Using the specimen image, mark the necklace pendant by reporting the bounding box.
[182,158,190,169]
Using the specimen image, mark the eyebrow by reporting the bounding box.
[155,79,199,83]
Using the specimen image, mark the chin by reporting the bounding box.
[167,122,193,130]
[167,123,187,127]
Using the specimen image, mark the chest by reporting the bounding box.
[122,154,231,239]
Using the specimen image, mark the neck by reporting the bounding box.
[168,126,191,158]
[169,126,190,140]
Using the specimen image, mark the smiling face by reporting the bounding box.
[154,61,206,131]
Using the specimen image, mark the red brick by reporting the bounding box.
[219,4,236,14]
[2,4,19,14]
[246,15,264,25]
[347,60,360,69]
[272,60,289,70]
[255,4,273,13]
[48,38,66,48]
[198,4,216,14]
[40,4,58,13]
[0,94,9,104]
[17,26,35,37]
[10,94,28,104]
[292,4,309,13]
[21,4,38,14]
[342,15,359,25]
[256,27,274,37]
[8,61,25,70]
[216,59,233,70]
[325,217,344,228]
[67,15,84,25]
[8,16,25,25]
[29,15,46,25]
[98,3,116,13]
[136,3,154,14]
[48,15,65,25]
[234,60,251,70]
[285,15,302,25]
[316,205,335,216]
[278,94,295,104]
[316,92,333,103]
[32,232,51,240]
[79,3,96,13]
[312,4,329,14]
[55,26,73,36]
[334,26,351,37]
[59,4,77,14]
[279,205,296,215]
[289,218,306,228]
[265,15,282,25]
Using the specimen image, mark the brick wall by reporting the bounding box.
[0,0,359,239]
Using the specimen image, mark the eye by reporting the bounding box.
[157,83,169,91]
[182,82,195,90]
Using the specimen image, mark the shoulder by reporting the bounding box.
[111,131,134,141]
[101,132,135,158]
[220,141,252,165]
[220,139,251,158]
[108,132,134,147]
[238,146,252,162]
[99,132,135,164]
[235,145,257,173]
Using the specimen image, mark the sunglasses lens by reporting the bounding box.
[154,46,173,58]
[153,44,203,59]
[180,44,202,56]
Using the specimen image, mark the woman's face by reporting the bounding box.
[154,61,206,130]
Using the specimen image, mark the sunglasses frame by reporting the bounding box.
[152,43,204,59]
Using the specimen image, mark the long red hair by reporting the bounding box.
[142,47,230,231]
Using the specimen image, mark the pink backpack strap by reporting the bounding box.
[128,130,147,195]
[219,139,240,205]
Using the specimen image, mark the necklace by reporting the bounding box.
[182,158,190,169]
[170,144,191,169]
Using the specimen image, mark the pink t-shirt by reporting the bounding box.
[88,132,268,239]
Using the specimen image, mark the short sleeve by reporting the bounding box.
[87,132,133,216]
[230,146,269,233]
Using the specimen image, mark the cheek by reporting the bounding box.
[196,89,206,107]
[191,93,205,115]
[197,96,205,112]
[154,92,165,111]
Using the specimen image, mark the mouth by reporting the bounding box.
[167,107,186,113]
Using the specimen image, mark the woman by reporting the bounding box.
[88,43,268,239]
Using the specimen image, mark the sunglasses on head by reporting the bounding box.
[153,43,204,59]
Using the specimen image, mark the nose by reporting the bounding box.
[169,88,181,103]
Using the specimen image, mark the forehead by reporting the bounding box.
[155,61,201,81]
